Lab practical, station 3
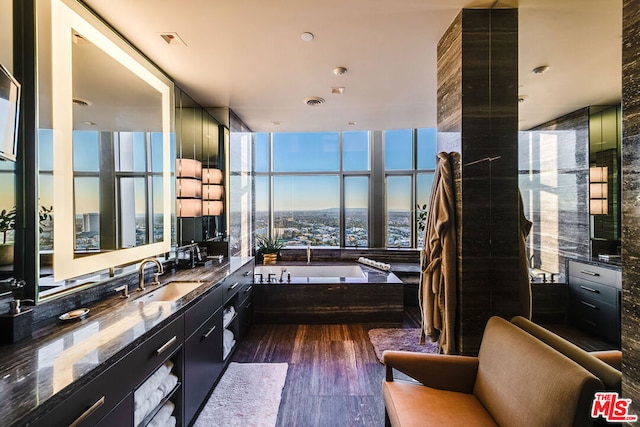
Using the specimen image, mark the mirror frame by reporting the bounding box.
[51,0,171,282]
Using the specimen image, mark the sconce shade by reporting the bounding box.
[590,199,609,215]
[202,200,224,216]
[176,158,202,179]
[177,178,202,198]
[589,166,608,183]
[590,183,608,199]
[177,198,202,217]
[202,184,223,200]
[203,168,223,184]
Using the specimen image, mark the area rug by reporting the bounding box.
[194,362,288,427]
[368,328,439,363]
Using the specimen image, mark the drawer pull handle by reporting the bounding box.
[203,325,216,339]
[244,302,252,309]
[579,285,599,293]
[69,396,105,427]
[580,269,600,277]
[229,282,239,291]
[156,336,177,356]
[582,319,597,327]
[245,286,253,293]
[244,271,251,276]
[581,301,598,309]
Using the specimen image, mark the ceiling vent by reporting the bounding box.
[72,98,92,107]
[304,96,325,106]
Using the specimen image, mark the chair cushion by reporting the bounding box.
[383,380,497,427]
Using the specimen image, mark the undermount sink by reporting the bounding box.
[134,281,203,303]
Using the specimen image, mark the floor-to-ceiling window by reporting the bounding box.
[255,128,436,249]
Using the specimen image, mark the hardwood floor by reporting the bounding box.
[230,307,615,426]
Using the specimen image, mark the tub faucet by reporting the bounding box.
[307,244,311,264]
[279,267,287,283]
[138,258,164,291]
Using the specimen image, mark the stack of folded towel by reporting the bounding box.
[134,361,178,426]
[147,401,176,427]
[223,328,235,360]
[223,305,236,328]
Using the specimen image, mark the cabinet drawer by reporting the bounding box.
[131,315,184,386]
[567,260,620,287]
[569,295,620,343]
[32,356,130,427]
[568,276,618,306]
[239,283,253,305]
[185,285,223,338]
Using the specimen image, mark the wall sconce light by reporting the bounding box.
[202,168,223,216]
[589,166,608,215]
[176,158,203,217]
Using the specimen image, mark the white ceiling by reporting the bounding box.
[80,0,621,133]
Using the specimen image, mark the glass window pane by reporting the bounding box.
[384,129,413,170]
[255,133,269,172]
[343,131,370,171]
[74,177,100,251]
[38,129,54,171]
[274,175,339,246]
[345,176,368,247]
[39,174,54,251]
[273,132,339,172]
[152,176,163,242]
[116,132,146,172]
[119,177,147,247]
[417,128,437,170]
[386,175,411,247]
[255,176,269,237]
[73,131,100,172]
[416,173,435,248]
[151,132,163,172]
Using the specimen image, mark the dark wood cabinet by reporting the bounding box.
[567,259,621,345]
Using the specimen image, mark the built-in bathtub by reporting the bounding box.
[252,263,404,323]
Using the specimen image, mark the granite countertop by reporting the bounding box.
[0,256,252,426]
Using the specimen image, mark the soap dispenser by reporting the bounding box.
[0,298,34,344]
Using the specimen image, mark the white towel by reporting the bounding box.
[134,360,174,409]
[165,416,176,427]
[223,306,236,328]
[134,374,178,426]
[148,401,175,427]
[158,373,178,396]
[223,339,236,360]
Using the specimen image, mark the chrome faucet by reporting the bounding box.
[307,244,311,264]
[138,258,164,291]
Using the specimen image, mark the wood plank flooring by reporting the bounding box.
[230,307,615,426]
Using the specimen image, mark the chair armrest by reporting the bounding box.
[382,350,479,394]
[590,350,622,371]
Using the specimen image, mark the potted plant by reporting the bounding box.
[0,207,16,265]
[0,205,53,266]
[256,232,284,265]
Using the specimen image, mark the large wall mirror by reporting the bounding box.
[38,0,173,294]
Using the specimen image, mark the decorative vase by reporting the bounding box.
[263,253,277,265]
[0,244,14,266]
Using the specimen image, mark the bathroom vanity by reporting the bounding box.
[0,257,254,427]
[567,258,621,344]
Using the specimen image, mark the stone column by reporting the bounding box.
[622,0,640,416]
[436,8,520,355]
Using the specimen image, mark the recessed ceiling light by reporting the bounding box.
[532,65,550,74]
[82,121,97,126]
[348,121,358,126]
[271,121,282,125]
[301,32,314,42]
[333,66,348,76]
[518,95,528,103]
[331,87,345,94]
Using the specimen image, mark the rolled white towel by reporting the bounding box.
[134,398,152,426]
[165,416,177,427]
[223,306,236,327]
[134,360,174,409]
[223,328,234,347]
[158,373,178,397]
[148,401,175,427]
[223,339,236,360]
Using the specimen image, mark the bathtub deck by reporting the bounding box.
[253,282,404,324]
